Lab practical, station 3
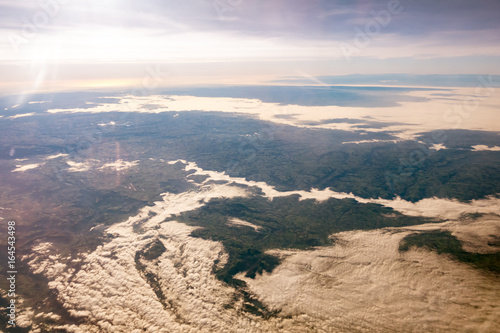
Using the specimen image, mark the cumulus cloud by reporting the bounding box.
[35,311,62,321]
[0,289,35,329]
[25,242,67,279]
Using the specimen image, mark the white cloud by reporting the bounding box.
[44,153,68,160]
[31,242,53,254]
[45,87,500,140]
[227,218,262,232]
[239,228,500,332]
[98,160,139,171]
[175,159,500,220]
[29,170,357,332]
[28,100,49,104]
[472,145,500,151]
[342,139,400,144]
[7,112,36,119]
[442,215,500,254]
[66,159,138,172]
[24,159,500,332]
[12,163,43,172]
[34,181,264,332]
[98,121,116,127]
[66,161,93,172]
[429,143,447,150]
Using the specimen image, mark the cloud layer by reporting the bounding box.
[21,159,500,332]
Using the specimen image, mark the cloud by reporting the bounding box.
[7,112,36,119]
[472,145,500,151]
[66,160,93,172]
[44,85,500,141]
[44,153,68,160]
[12,163,43,172]
[23,159,500,331]
[240,227,500,332]
[227,217,263,232]
[35,180,267,332]
[3,1,500,39]
[98,160,139,171]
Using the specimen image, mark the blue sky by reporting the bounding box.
[1,0,499,92]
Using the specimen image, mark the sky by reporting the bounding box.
[1,0,500,93]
